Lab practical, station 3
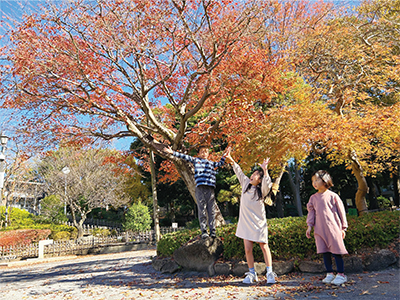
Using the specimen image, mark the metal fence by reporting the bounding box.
[0,226,184,262]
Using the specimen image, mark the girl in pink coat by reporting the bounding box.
[306,170,348,286]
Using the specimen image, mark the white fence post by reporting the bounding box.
[38,240,53,259]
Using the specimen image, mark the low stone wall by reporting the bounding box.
[84,242,152,255]
[153,248,399,277]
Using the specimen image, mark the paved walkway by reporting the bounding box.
[0,248,399,299]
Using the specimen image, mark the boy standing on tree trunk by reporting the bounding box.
[164,145,231,238]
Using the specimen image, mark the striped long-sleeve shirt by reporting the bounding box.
[173,151,226,187]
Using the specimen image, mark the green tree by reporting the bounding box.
[123,202,152,233]
[36,195,67,224]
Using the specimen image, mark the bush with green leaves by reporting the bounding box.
[52,231,71,241]
[33,195,68,224]
[377,196,392,209]
[91,228,111,237]
[47,224,78,240]
[185,218,200,230]
[157,210,399,261]
[157,228,201,257]
[0,207,77,241]
[123,201,152,233]
[0,206,35,228]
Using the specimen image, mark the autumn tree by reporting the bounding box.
[293,0,400,214]
[211,0,399,217]
[36,147,130,238]
[0,0,281,225]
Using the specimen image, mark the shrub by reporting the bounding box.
[52,231,71,241]
[48,224,78,240]
[123,201,152,232]
[0,207,35,228]
[157,210,400,261]
[91,228,111,237]
[185,219,200,230]
[377,196,392,209]
[157,228,200,257]
[0,207,77,241]
[0,229,52,247]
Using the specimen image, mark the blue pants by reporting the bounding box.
[323,252,344,273]
[195,185,216,235]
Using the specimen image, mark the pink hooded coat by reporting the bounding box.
[306,190,348,255]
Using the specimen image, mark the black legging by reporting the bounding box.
[323,252,344,273]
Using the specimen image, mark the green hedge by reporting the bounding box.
[157,210,400,261]
[1,207,78,241]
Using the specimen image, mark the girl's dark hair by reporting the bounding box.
[312,170,334,188]
[244,169,264,200]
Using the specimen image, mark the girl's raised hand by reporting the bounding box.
[223,146,232,157]
[224,147,234,164]
[259,158,270,171]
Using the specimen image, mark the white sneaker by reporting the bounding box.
[243,272,258,284]
[266,272,277,284]
[332,274,347,286]
[322,273,336,284]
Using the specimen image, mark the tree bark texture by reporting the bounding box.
[287,163,303,217]
[349,151,369,215]
[150,150,160,242]
[394,165,400,207]
[276,191,284,218]
[366,177,379,210]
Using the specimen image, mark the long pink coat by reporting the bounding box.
[306,190,348,255]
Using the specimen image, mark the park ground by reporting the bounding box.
[0,247,399,300]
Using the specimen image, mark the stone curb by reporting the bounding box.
[153,248,399,276]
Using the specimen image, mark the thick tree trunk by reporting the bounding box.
[287,162,303,217]
[71,210,87,239]
[173,159,226,227]
[349,150,369,215]
[150,150,160,242]
[273,168,286,218]
[366,177,379,210]
[393,165,400,207]
[74,218,86,239]
[276,191,284,218]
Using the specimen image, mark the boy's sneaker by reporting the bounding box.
[201,233,209,239]
[332,274,347,286]
[322,273,336,284]
[243,272,258,284]
[266,272,277,284]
